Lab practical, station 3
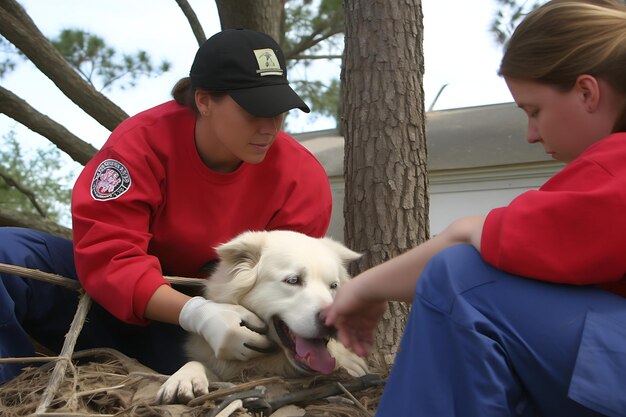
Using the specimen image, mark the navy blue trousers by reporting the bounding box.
[377,244,626,417]
[0,227,188,384]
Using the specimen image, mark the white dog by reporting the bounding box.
[157,230,369,404]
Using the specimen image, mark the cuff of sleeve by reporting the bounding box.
[132,272,171,324]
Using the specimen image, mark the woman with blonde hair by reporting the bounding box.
[326,1,626,415]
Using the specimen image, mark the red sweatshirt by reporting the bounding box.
[72,101,332,324]
[482,132,626,297]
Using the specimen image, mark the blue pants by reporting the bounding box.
[377,244,626,417]
[0,227,188,384]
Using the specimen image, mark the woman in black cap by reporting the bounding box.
[0,29,331,385]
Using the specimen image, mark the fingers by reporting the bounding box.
[323,305,336,326]
[244,340,279,353]
[237,309,278,352]
[239,325,277,353]
[241,318,269,335]
[339,330,371,357]
[236,307,269,333]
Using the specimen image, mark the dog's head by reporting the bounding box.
[205,230,360,375]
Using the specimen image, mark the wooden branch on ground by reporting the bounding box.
[0,263,80,290]
[0,262,206,290]
[35,291,92,414]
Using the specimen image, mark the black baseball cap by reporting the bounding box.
[190,28,310,118]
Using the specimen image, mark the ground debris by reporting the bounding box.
[0,348,384,417]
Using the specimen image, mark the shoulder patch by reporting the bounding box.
[90,159,132,201]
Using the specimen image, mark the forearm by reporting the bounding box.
[143,284,192,324]
[355,215,485,303]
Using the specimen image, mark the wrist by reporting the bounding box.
[353,271,385,303]
[179,296,209,328]
[144,285,191,324]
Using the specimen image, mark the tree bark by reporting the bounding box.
[215,0,285,45]
[175,0,207,46]
[342,0,429,369]
[0,86,98,166]
[0,208,72,240]
[0,0,128,132]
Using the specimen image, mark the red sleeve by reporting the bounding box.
[266,140,332,239]
[72,146,168,325]
[481,158,626,285]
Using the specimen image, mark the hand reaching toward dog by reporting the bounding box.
[324,279,387,357]
[179,296,277,361]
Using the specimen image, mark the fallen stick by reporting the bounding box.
[35,291,92,414]
[0,262,206,289]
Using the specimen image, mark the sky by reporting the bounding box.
[0,0,514,152]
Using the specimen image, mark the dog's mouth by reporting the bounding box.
[271,317,336,375]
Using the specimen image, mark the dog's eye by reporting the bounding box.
[283,274,302,285]
[330,282,338,290]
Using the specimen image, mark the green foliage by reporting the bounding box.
[284,0,344,127]
[0,36,25,78]
[0,130,75,225]
[491,0,626,45]
[51,29,171,92]
[284,0,343,56]
[292,78,340,121]
[490,0,546,45]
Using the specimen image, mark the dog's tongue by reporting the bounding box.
[295,337,336,374]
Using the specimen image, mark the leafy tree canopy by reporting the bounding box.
[51,29,171,92]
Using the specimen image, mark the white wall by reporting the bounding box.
[325,161,564,242]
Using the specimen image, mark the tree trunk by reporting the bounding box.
[215,0,285,45]
[342,0,429,369]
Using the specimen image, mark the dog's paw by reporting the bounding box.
[156,361,209,404]
[327,339,369,377]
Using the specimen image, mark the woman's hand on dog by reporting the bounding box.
[179,296,276,361]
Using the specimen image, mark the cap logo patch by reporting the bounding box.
[90,159,132,201]
[253,48,283,76]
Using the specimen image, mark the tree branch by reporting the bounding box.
[0,207,72,239]
[0,0,128,132]
[290,54,342,60]
[284,14,344,60]
[175,0,206,46]
[0,86,98,166]
[0,167,47,217]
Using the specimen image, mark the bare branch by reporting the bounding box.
[0,86,98,166]
[284,14,344,60]
[175,0,207,46]
[0,207,72,239]
[290,54,342,60]
[0,167,47,216]
[0,0,128,132]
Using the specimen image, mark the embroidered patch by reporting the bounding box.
[253,48,283,76]
[90,159,132,201]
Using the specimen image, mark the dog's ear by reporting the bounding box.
[320,237,361,265]
[215,230,267,269]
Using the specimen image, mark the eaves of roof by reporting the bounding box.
[294,102,558,176]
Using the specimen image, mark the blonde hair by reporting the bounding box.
[499,0,626,131]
